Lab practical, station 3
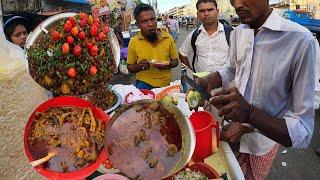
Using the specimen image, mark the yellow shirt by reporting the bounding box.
[127,29,179,87]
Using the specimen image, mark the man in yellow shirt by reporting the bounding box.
[127,3,179,90]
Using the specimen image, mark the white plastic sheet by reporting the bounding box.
[0,26,48,179]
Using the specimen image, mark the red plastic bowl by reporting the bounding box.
[24,96,109,180]
[124,89,155,104]
[165,162,220,179]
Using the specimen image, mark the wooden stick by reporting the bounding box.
[30,151,56,167]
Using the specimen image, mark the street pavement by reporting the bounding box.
[111,27,320,179]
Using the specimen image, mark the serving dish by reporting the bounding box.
[24,96,109,179]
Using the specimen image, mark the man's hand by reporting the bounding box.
[197,76,213,92]
[137,60,150,71]
[210,87,252,123]
[196,72,222,92]
[221,122,254,144]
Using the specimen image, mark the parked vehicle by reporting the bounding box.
[283,10,320,40]
[128,21,140,38]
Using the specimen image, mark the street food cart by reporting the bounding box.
[0,10,244,179]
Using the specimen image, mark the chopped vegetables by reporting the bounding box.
[174,168,208,180]
[102,156,116,170]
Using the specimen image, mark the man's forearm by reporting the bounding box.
[248,106,292,147]
[127,64,141,73]
[179,54,192,69]
[169,59,178,68]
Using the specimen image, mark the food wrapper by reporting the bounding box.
[0,25,49,179]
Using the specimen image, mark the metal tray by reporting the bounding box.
[105,91,121,114]
[25,12,120,68]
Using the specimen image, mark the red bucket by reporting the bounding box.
[24,96,109,180]
[189,111,220,162]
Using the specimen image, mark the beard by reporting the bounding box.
[146,31,158,43]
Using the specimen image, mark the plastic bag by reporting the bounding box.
[0,25,48,179]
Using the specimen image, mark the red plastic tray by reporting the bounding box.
[24,96,109,180]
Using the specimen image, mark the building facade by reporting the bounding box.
[289,0,320,18]
[216,0,236,16]
[163,5,194,18]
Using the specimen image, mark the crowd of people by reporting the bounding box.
[2,0,320,179]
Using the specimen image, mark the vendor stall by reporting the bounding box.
[1,7,244,179]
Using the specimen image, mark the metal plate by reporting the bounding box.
[25,12,120,68]
[105,100,196,179]
[105,91,121,114]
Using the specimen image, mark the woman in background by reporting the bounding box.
[4,16,29,48]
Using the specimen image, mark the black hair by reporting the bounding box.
[157,17,162,21]
[4,16,29,42]
[133,3,155,20]
[169,15,173,19]
[196,0,218,10]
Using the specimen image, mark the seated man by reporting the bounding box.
[127,3,179,90]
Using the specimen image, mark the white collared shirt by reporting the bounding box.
[219,10,318,155]
[179,22,229,72]
[168,19,179,33]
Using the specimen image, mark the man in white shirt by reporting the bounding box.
[168,15,179,41]
[179,0,229,73]
[198,0,317,179]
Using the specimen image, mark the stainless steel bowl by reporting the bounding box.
[25,12,120,67]
[105,99,196,179]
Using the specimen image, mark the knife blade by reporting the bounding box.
[181,75,211,101]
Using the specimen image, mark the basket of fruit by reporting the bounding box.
[26,12,120,96]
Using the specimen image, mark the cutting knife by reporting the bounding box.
[181,73,212,101]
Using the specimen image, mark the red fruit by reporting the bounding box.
[71,26,79,37]
[98,32,106,41]
[102,25,109,34]
[79,13,88,20]
[62,43,70,54]
[52,30,60,41]
[78,31,86,40]
[73,45,82,57]
[90,25,98,37]
[66,36,74,44]
[89,65,97,75]
[104,164,112,169]
[64,21,72,32]
[93,22,99,28]
[93,17,100,24]
[68,17,76,27]
[67,67,77,78]
[90,45,98,56]
[86,42,93,49]
[80,19,87,27]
